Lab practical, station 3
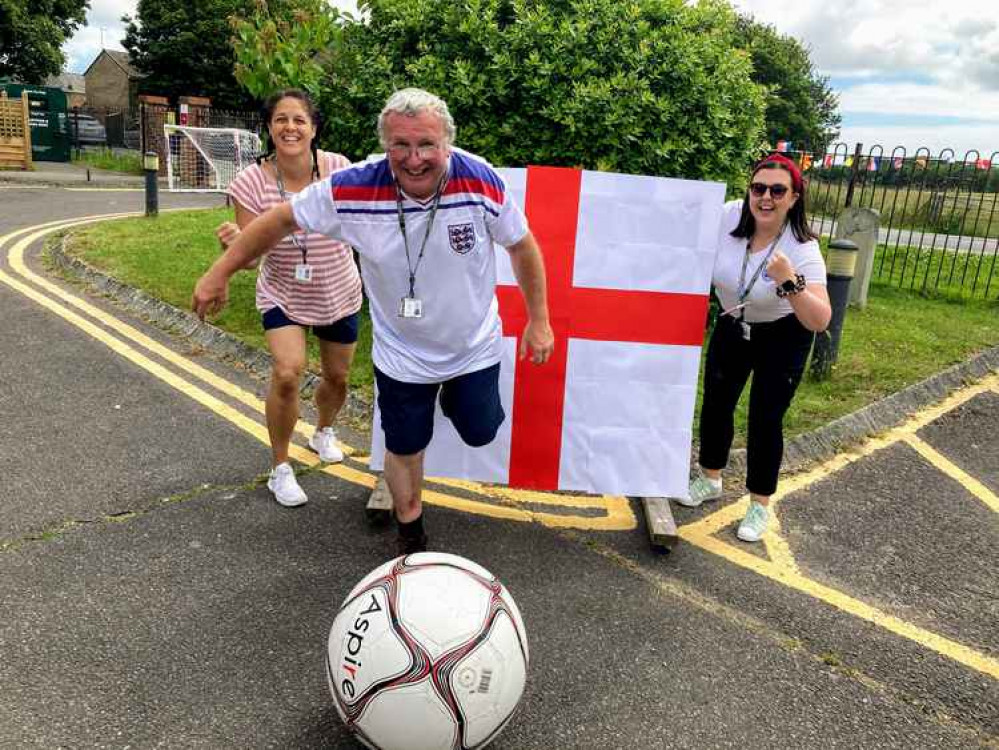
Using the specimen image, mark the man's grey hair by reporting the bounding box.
[377,88,456,148]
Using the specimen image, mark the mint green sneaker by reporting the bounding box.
[737,501,769,542]
[674,475,723,508]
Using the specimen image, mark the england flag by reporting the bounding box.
[371,166,725,498]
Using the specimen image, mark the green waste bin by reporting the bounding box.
[0,84,71,162]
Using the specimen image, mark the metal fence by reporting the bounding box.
[786,143,999,300]
[68,104,263,153]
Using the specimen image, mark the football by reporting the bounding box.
[326,552,529,750]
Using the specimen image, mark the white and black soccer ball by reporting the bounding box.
[326,553,529,750]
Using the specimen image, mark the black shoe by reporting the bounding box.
[396,533,429,557]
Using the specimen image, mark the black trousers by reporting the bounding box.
[698,313,814,496]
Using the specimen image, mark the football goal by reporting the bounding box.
[164,124,262,192]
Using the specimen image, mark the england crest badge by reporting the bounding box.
[448,222,477,254]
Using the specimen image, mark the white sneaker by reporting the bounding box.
[737,501,769,542]
[267,462,308,507]
[308,427,344,463]
[674,475,723,508]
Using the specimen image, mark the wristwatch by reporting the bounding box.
[776,273,806,298]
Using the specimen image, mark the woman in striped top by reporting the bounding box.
[216,89,362,507]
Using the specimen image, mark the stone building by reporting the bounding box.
[83,50,141,111]
[43,73,86,108]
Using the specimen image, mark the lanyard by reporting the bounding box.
[395,173,447,298]
[274,157,311,265]
[737,224,786,306]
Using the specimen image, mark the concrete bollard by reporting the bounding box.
[810,239,859,381]
[143,151,159,217]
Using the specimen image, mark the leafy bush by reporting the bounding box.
[280,0,767,184]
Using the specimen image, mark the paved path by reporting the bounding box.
[813,215,999,256]
[1,185,997,749]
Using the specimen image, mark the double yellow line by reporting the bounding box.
[0,214,636,531]
[681,373,999,680]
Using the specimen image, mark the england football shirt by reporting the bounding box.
[292,149,529,382]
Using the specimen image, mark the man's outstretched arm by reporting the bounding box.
[192,202,297,319]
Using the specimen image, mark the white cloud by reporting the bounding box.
[732,0,999,153]
[63,0,134,73]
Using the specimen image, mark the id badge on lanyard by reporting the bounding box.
[294,263,313,283]
[398,296,423,319]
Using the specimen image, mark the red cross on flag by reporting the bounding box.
[371,166,725,498]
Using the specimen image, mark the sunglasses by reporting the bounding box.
[750,182,790,199]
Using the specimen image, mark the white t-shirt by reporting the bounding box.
[292,148,529,383]
[712,200,826,323]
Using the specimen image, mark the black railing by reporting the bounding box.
[68,106,142,150]
[782,143,999,300]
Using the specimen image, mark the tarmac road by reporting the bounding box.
[1,181,997,749]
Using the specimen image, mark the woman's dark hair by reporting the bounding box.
[730,160,818,243]
[257,88,321,180]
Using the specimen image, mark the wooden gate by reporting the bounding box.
[0,92,32,170]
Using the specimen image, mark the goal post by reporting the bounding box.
[164,124,262,192]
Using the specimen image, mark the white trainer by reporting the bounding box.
[737,501,769,542]
[673,475,723,508]
[267,462,308,507]
[308,426,344,463]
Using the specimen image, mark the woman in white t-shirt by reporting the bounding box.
[675,153,832,542]
[216,89,363,508]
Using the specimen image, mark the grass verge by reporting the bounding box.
[61,207,374,398]
[72,148,144,175]
[62,209,998,443]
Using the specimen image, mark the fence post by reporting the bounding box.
[844,142,864,208]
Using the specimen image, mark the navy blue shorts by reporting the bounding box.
[262,307,359,344]
[374,363,505,456]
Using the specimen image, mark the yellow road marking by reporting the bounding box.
[2,216,636,531]
[6,216,356,458]
[686,531,999,681]
[902,433,999,514]
[683,372,999,680]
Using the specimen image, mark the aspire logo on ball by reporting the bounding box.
[340,593,383,699]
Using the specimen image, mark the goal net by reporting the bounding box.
[164,124,262,192]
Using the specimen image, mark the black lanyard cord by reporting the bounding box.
[737,223,787,306]
[395,172,448,298]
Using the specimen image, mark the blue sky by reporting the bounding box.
[63,0,997,157]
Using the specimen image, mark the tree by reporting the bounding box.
[0,0,89,82]
[122,0,268,109]
[736,16,841,153]
[231,0,343,102]
[257,0,767,184]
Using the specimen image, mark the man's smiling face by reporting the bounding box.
[384,110,451,201]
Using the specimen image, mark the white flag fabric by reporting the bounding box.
[371,168,725,498]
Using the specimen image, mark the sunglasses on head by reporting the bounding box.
[750,182,790,199]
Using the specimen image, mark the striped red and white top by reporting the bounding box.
[227,150,362,326]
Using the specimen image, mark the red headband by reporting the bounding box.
[754,153,803,192]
